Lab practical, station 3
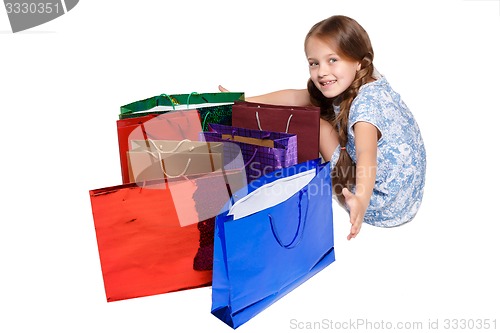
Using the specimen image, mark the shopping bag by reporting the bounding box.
[211,159,335,328]
[89,179,211,302]
[117,110,203,184]
[200,123,297,184]
[127,139,224,183]
[89,169,247,301]
[117,92,245,184]
[232,100,321,163]
[119,92,245,130]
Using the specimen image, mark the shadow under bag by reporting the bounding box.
[211,159,335,329]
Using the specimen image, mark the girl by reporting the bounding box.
[220,15,426,240]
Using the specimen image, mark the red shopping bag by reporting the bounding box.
[89,179,210,302]
[89,169,246,301]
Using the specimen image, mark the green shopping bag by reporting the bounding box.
[119,92,245,131]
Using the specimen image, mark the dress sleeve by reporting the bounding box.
[329,144,341,168]
[348,86,386,141]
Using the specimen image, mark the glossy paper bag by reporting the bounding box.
[117,110,203,183]
[89,168,246,301]
[211,159,335,328]
[232,101,320,163]
[89,179,212,302]
[201,123,297,184]
[127,139,224,183]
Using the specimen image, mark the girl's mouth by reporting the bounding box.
[320,80,336,86]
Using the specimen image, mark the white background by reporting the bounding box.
[1,0,499,332]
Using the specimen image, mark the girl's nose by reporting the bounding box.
[318,64,328,77]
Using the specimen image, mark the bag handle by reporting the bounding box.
[160,158,192,178]
[159,94,178,110]
[146,139,195,153]
[202,111,211,131]
[268,190,309,249]
[143,139,193,178]
[120,92,245,117]
[255,111,293,133]
[186,92,198,110]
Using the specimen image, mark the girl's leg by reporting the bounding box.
[319,118,340,162]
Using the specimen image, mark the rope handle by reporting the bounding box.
[146,138,195,153]
[255,111,294,133]
[141,139,194,178]
[202,111,211,131]
[186,92,198,110]
[269,190,309,249]
[159,94,179,110]
[160,157,192,178]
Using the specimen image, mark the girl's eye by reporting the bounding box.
[308,61,318,67]
[329,58,337,63]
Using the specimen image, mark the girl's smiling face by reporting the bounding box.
[305,36,361,99]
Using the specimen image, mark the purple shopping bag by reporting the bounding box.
[200,123,297,184]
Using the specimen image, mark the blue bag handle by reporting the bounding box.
[269,190,309,249]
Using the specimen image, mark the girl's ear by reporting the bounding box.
[357,62,361,71]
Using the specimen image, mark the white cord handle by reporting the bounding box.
[160,157,192,178]
[142,139,194,178]
[147,138,195,153]
[255,111,293,133]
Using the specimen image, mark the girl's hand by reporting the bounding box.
[342,187,367,240]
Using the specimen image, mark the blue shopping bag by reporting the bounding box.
[211,159,335,329]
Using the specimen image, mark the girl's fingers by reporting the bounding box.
[342,187,352,199]
[347,217,362,240]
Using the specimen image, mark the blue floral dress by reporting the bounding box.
[330,75,426,227]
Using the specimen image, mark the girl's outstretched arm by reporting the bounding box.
[218,85,311,107]
[343,121,379,240]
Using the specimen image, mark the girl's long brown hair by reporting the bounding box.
[305,15,375,205]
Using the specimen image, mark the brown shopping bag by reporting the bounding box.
[127,139,224,183]
[116,110,203,184]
